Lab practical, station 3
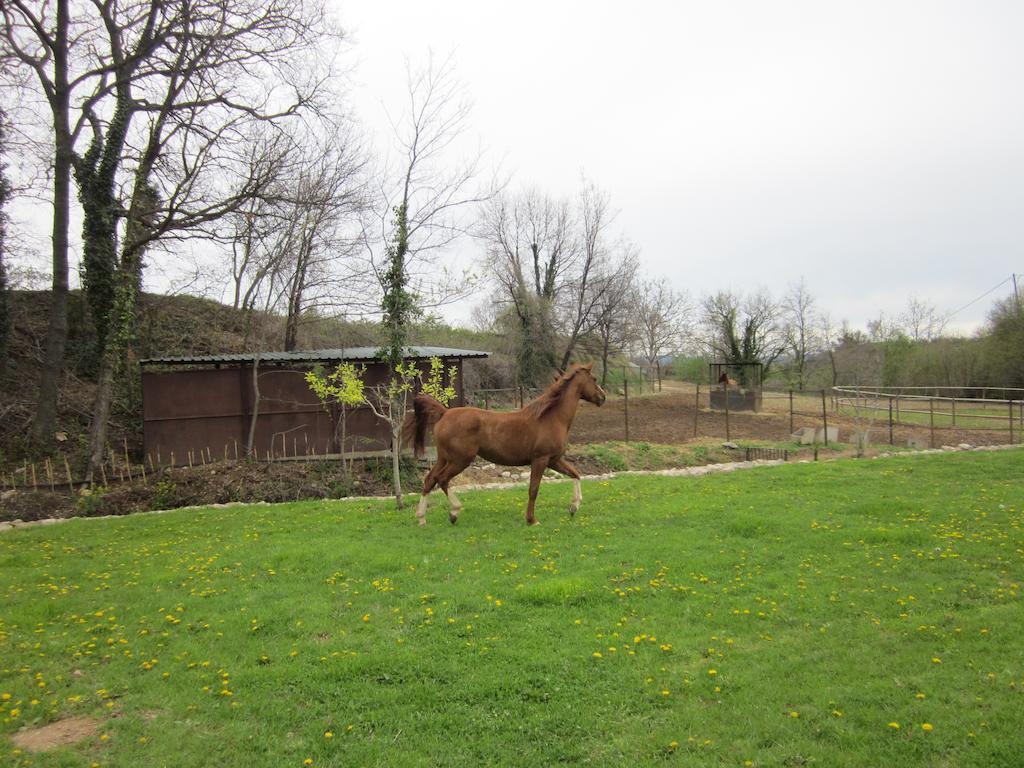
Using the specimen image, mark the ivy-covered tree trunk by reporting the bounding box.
[380,202,415,508]
[85,181,158,481]
[76,95,133,362]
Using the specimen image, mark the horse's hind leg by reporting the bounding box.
[525,457,549,526]
[437,457,472,524]
[417,461,447,527]
[549,456,583,517]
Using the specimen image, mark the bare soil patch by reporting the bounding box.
[10,715,100,752]
[570,389,1015,449]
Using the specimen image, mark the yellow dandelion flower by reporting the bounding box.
[708,669,717,676]
[921,723,933,732]
[304,760,313,766]
[324,731,334,738]
[888,722,900,729]
[362,614,370,622]
[789,711,799,718]
[931,657,941,664]
[592,652,602,658]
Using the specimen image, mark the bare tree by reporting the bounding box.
[701,289,787,381]
[481,178,637,383]
[78,0,340,479]
[781,278,820,391]
[900,295,947,341]
[556,180,638,368]
[585,249,639,386]
[633,278,691,390]
[366,52,493,507]
[480,187,575,385]
[245,130,371,350]
[0,0,103,444]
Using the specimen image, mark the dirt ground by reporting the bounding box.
[10,716,100,752]
[570,386,1017,450]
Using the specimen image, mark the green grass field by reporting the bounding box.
[2,450,1023,767]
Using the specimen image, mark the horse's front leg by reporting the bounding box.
[525,457,549,526]
[549,456,583,517]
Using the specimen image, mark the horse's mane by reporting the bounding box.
[522,367,581,419]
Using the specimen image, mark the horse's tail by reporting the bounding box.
[403,394,448,458]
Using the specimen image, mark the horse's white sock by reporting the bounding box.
[416,495,428,526]
[447,488,462,511]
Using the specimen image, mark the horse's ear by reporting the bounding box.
[583,362,594,371]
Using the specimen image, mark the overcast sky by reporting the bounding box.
[338,0,1023,334]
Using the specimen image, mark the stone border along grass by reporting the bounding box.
[2,443,1021,534]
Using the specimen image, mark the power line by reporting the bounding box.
[943,275,1015,322]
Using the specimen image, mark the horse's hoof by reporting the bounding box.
[417,518,426,527]
[569,505,578,518]
[527,520,540,526]
[449,513,458,525]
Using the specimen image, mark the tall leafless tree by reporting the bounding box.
[583,249,639,386]
[900,295,947,341]
[480,187,575,385]
[481,179,637,384]
[556,180,638,369]
[0,0,104,445]
[633,278,691,390]
[781,278,820,391]
[701,289,787,381]
[77,0,340,479]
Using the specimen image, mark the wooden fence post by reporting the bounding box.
[951,397,957,427]
[724,381,731,441]
[1010,401,1015,445]
[693,384,700,438]
[929,399,935,448]
[788,390,794,435]
[624,377,630,443]
[821,390,829,446]
[888,396,894,446]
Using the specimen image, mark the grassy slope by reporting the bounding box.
[1,450,1022,767]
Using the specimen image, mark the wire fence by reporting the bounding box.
[463,381,1024,452]
[5,381,1021,494]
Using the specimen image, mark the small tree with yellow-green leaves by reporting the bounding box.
[306,356,458,503]
[305,362,366,477]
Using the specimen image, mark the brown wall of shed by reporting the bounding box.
[142,358,466,465]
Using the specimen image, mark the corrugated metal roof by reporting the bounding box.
[140,346,490,366]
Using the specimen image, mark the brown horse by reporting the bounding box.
[403,363,607,526]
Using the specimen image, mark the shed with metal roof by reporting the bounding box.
[141,347,488,465]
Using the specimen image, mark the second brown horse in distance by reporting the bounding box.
[403,363,607,526]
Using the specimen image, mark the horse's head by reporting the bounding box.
[575,363,606,407]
